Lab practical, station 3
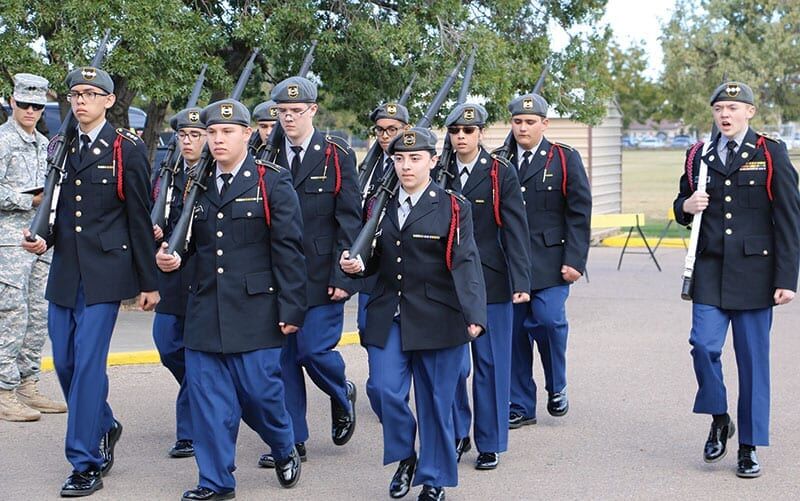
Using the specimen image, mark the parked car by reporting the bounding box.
[2,102,147,140]
[637,137,664,149]
[622,136,638,148]
[670,135,693,148]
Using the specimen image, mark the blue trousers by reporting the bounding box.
[152,313,192,441]
[186,348,294,492]
[452,302,512,453]
[48,284,119,472]
[366,322,416,464]
[281,302,348,442]
[510,285,570,418]
[689,303,772,446]
[358,292,382,421]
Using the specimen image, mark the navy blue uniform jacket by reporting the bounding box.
[361,181,487,351]
[496,137,592,290]
[180,156,307,354]
[276,130,363,306]
[45,122,158,307]
[437,148,530,303]
[673,128,800,310]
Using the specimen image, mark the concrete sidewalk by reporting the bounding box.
[4,247,799,500]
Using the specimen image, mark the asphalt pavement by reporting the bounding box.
[2,247,799,500]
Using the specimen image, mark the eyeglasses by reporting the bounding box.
[276,106,313,118]
[178,131,205,141]
[66,91,110,102]
[372,125,402,137]
[447,126,479,135]
[15,102,45,111]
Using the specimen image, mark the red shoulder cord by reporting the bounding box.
[324,144,342,196]
[755,137,775,201]
[257,164,272,227]
[685,141,704,192]
[445,194,461,271]
[113,135,125,201]
[152,177,160,202]
[489,158,503,227]
[543,144,568,196]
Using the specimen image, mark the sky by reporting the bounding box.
[551,0,677,79]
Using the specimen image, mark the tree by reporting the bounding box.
[606,40,665,128]
[661,0,800,133]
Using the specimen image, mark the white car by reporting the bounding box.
[637,137,664,149]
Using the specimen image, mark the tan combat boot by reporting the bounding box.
[16,379,67,414]
[0,388,41,421]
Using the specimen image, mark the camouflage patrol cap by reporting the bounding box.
[65,67,114,94]
[252,100,279,122]
[709,81,755,106]
[445,103,488,127]
[271,76,317,104]
[388,127,437,154]
[369,102,410,124]
[169,107,205,131]
[508,93,548,117]
[12,73,49,105]
[200,99,250,127]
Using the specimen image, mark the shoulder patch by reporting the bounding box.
[254,159,283,173]
[554,142,574,151]
[115,128,141,144]
[445,188,467,203]
[757,131,781,143]
[325,135,351,155]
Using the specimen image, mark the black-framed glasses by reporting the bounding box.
[178,131,205,141]
[276,105,313,118]
[15,101,45,111]
[66,90,110,102]
[447,126,479,135]
[372,125,402,137]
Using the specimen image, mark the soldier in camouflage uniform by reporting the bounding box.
[0,73,67,421]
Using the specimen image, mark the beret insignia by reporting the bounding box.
[522,98,533,110]
[387,103,397,116]
[725,84,741,97]
[81,67,97,81]
[188,111,200,123]
[403,131,416,147]
[220,103,233,119]
[287,84,299,99]
[269,107,278,118]
[463,107,475,121]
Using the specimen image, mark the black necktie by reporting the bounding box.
[290,145,303,176]
[79,134,91,163]
[520,150,532,176]
[383,158,393,178]
[725,140,737,172]
[219,173,233,197]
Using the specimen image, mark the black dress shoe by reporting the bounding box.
[332,380,357,446]
[703,420,736,463]
[258,442,306,468]
[547,391,569,417]
[475,452,499,470]
[181,486,235,500]
[275,446,302,488]
[418,485,445,501]
[169,439,195,458]
[389,454,416,499]
[60,468,103,497]
[455,436,472,463]
[100,419,123,476]
[736,447,761,478]
[508,411,536,429]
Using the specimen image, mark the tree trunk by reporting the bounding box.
[143,100,169,165]
[108,75,133,130]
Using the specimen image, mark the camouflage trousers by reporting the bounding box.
[0,259,49,390]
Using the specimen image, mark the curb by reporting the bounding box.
[40,331,361,372]
[601,235,687,248]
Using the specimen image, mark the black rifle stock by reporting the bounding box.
[436,47,476,188]
[166,51,259,254]
[150,64,207,230]
[348,58,465,269]
[27,29,112,242]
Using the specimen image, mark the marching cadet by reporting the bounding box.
[500,93,592,429]
[156,99,306,499]
[673,82,800,478]
[360,101,410,420]
[340,128,487,501]
[249,99,278,157]
[438,103,530,470]
[150,107,206,459]
[258,76,361,468]
[21,67,159,497]
[1,73,66,421]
